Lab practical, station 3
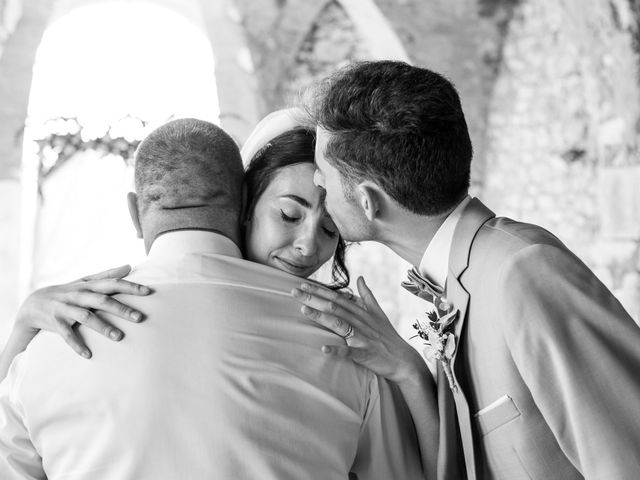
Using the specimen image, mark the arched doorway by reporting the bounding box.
[23,0,220,289]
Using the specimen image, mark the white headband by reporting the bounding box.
[240,108,312,167]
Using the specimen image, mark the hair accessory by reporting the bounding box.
[240,108,310,167]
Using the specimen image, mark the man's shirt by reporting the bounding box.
[0,231,423,479]
[418,195,471,289]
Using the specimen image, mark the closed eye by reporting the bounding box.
[280,210,299,223]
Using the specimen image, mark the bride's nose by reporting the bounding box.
[293,223,318,257]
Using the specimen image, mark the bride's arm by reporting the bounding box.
[0,265,151,381]
[292,277,438,479]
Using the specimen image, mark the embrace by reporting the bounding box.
[1,61,639,480]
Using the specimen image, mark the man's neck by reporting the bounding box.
[143,220,240,254]
[377,214,447,266]
[375,198,467,266]
[149,228,238,250]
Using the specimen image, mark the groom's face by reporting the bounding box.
[314,128,369,242]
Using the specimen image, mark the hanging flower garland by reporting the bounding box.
[33,116,149,183]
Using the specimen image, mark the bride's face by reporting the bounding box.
[245,162,339,278]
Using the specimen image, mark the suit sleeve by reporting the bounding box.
[350,374,426,479]
[498,243,640,479]
[0,354,44,480]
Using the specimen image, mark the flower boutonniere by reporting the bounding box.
[403,268,460,392]
[413,302,459,392]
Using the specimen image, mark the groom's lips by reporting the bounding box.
[275,257,313,274]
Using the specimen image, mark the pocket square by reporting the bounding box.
[474,395,521,436]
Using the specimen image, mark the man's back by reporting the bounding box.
[0,232,423,479]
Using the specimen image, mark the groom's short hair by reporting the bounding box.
[134,118,244,216]
[307,61,472,216]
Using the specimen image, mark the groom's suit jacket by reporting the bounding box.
[438,198,640,480]
[0,231,423,480]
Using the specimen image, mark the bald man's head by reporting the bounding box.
[131,118,244,249]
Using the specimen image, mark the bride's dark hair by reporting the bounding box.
[243,127,350,290]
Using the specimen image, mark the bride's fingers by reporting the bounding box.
[77,265,132,282]
[297,282,363,316]
[299,304,379,343]
[337,290,366,309]
[356,277,386,319]
[59,303,124,342]
[299,304,354,337]
[52,314,92,359]
[292,290,378,339]
[321,345,372,366]
[66,291,144,323]
[81,278,152,296]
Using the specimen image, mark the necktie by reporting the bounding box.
[403,267,469,478]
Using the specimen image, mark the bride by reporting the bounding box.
[0,109,439,478]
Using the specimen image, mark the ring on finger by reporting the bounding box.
[343,324,355,340]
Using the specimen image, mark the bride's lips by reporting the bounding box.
[274,257,313,275]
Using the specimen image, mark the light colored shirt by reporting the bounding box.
[418,195,471,289]
[0,231,423,480]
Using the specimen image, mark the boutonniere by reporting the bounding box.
[403,268,459,392]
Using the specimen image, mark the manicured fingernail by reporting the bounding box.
[321,345,332,354]
[81,350,91,359]
[140,286,151,294]
[300,283,311,291]
[131,311,142,322]
[109,329,123,341]
[301,305,312,316]
[291,288,302,298]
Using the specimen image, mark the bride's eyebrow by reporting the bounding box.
[279,194,311,208]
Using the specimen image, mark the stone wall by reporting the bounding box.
[483,0,640,319]
[233,0,640,323]
[283,1,369,106]
[233,0,331,113]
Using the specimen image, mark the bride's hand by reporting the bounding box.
[292,276,425,385]
[14,265,151,358]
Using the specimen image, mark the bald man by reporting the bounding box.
[0,119,423,480]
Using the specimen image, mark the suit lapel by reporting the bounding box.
[447,197,496,355]
[443,198,495,480]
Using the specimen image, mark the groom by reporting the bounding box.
[305,61,640,479]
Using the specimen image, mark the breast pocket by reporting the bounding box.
[474,394,521,436]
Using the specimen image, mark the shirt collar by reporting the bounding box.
[418,195,471,289]
[147,230,242,262]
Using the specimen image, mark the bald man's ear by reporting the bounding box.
[127,192,143,239]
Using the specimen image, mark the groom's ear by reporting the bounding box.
[356,182,383,222]
[127,192,143,239]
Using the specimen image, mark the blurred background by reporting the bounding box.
[0,0,639,350]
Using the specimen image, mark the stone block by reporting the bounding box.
[598,165,640,240]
